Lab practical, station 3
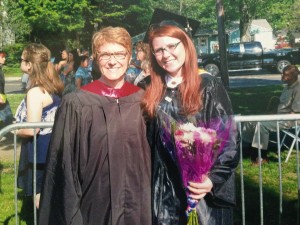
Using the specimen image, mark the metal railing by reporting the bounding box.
[0,122,53,225]
[235,114,300,225]
[0,115,300,225]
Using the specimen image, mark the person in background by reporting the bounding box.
[62,49,80,95]
[38,26,151,225]
[134,59,151,89]
[15,43,63,209]
[81,49,89,57]
[21,72,30,91]
[0,51,13,130]
[142,22,239,225]
[125,41,150,83]
[55,49,69,75]
[242,65,300,164]
[81,49,93,78]
[62,49,79,79]
[75,55,92,89]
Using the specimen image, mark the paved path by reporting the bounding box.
[229,74,282,88]
[0,73,285,159]
[5,77,24,94]
[5,73,283,93]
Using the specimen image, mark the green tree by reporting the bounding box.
[289,0,300,31]
[256,0,294,32]
[149,0,217,30]
[224,0,296,40]
[224,0,262,41]
[16,0,90,50]
[0,0,31,43]
[9,0,152,51]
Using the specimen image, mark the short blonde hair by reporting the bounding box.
[92,26,132,59]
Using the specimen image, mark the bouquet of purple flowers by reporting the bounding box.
[173,122,222,225]
[158,109,233,224]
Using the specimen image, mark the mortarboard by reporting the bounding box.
[143,8,200,42]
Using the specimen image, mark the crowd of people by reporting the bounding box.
[1,14,298,225]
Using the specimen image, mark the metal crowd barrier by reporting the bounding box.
[235,114,300,225]
[0,122,53,225]
[0,115,300,225]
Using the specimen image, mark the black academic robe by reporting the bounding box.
[38,81,151,225]
[149,74,240,225]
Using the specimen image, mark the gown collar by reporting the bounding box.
[81,80,141,98]
[165,74,183,88]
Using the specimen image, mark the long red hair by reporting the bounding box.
[141,25,202,118]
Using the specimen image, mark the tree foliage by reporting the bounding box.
[1,0,298,51]
[289,0,300,31]
[1,0,31,43]
[150,0,217,29]
[6,0,152,51]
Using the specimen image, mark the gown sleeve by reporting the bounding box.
[201,75,240,207]
[38,93,84,225]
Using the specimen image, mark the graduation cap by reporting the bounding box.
[143,8,200,42]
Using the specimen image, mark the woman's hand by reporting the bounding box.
[187,175,213,200]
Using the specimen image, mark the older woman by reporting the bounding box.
[38,27,151,225]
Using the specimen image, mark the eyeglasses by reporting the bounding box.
[20,58,28,63]
[152,41,181,56]
[97,51,128,61]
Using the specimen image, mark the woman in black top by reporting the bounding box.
[0,51,13,129]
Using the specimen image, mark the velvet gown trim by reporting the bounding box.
[81,80,141,98]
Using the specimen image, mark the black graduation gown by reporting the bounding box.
[148,74,240,225]
[38,81,152,225]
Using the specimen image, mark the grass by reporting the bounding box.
[229,85,283,115]
[6,94,25,115]
[0,83,299,225]
[0,162,33,225]
[229,85,299,225]
[3,66,22,77]
[234,153,299,225]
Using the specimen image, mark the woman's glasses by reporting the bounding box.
[20,58,28,63]
[151,41,181,56]
[97,51,128,61]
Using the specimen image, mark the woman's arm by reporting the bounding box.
[75,78,82,89]
[16,87,44,137]
[62,62,74,76]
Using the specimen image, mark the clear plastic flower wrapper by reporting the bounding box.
[158,110,234,225]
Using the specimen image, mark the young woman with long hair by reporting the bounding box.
[142,23,239,225]
[15,43,63,209]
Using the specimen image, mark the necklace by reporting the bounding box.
[165,74,183,88]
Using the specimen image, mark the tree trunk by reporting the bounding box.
[216,0,229,89]
[239,1,251,41]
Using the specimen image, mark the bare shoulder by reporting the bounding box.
[26,87,52,105]
[27,86,44,96]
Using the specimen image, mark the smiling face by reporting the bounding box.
[97,42,130,88]
[152,36,185,77]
